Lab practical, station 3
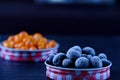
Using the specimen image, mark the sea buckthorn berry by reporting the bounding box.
[19,31,28,38]
[46,44,52,48]
[28,35,33,40]
[29,46,37,50]
[48,40,56,47]
[20,46,28,50]
[22,37,32,42]
[10,41,15,48]
[32,40,38,46]
[8,36,14,41]
[38,42,46,49]
[14,35,22,43]
[33,33,42,40]
[39,37,47,43]
[25,41,34,48]
[3,40,12,48]
[17,42,25,48]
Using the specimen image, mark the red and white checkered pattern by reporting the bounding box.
[0,44,58,62]
[46,64,111,80]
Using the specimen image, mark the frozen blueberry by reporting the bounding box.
[90,56,103,68]
[98,53,107,59]
[101,59,111,67]
[46,54,55,65]
[66,48,81,60]
[86,55,92,59]
[75,57,89,68]
[81,54,87,57]
[62,59,73,68]
[82,47,96,56]
[72,45,82,52]
[53,53,66,66]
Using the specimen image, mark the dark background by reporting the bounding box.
[0,0,119,35]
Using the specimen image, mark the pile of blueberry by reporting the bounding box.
[46,46,111,68]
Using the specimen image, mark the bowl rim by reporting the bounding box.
[0,42,59,52]
[45,61,112,71]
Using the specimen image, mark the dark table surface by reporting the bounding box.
[0,35,120,80]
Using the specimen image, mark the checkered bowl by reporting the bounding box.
[45,61,112,80]
[0,43,59,62]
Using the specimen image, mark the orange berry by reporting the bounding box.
[19,31,28,38]
[25,41,34,48]
[14,43,18,48]
[38,42,46,49]
[14,35,22,43]
[28,35,33,40]
[39,37,47,43]
[29,46,37,50]
[46,44,52,48]
[10,41,15,48]
[33,33,42,40]
[17,42,25,48]
[22,37,31,42]
[20,46,28,50]
[32,40,38,46]
[15,48,20,50]
[2,40,12,48]
[48,40,56,47]
[8,36,14,41]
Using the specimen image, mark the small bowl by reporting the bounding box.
[45,61,112,80]
[0,43,59,62]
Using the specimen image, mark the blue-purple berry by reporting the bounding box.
[46,54,55,65]
[101,59,111,67]
[90,56,103,68]
[98,53,107,59]
[66,48,81,60]
[75,57,89,68]
[62,59,73,68]
[72,45,82,52]
[53,53,66,66]
[83,47,96,56]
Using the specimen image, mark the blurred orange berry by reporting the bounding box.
[46,44,52,48]
[33,33,42,40]
[8,36,14,41]
[20,46,28,50]
[48,40,56,47]
[39,37,47,43]
[14,35,22,43]
[3,40,12,48]
[29,46,37,50]
[28,35,33,40]
[38,42,46,49]
[17,42,25,48]
[25,41,34,48]
[19,31,28,38]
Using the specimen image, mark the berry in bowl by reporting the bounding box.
[45,46,112,80]
[0,31,59,62]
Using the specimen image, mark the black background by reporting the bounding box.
[0,0,119,35]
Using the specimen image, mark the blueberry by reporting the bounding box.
[72,46,82,52]
[86,55,92,59]
[98,53,107,59]
[81,54,87,57]
[90,56,103,68]
[46,54,55,65]
[75,57,89,68]
[82,47,96,56]
[101,59,111,67]
[62,59,73,68]
[53,53,66,66]
[66,48,81,60]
